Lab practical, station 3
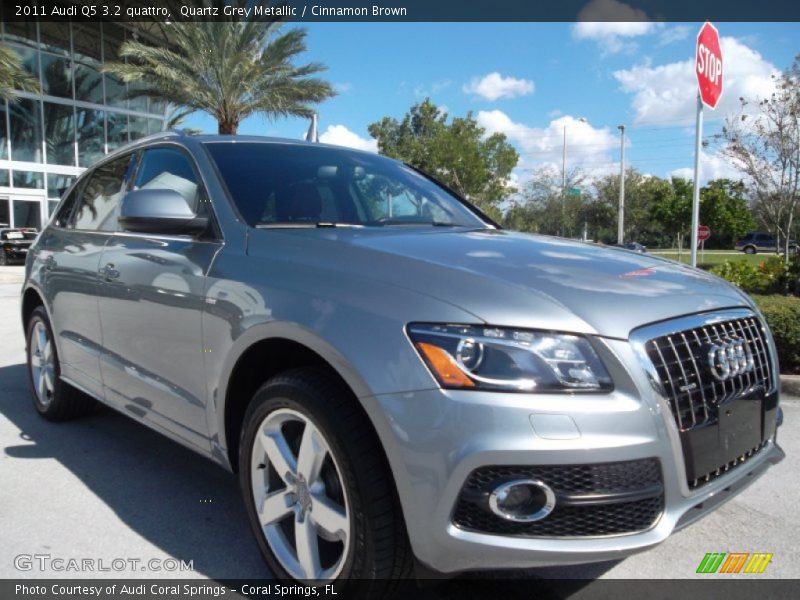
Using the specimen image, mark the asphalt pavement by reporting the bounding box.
[0,267,797,591]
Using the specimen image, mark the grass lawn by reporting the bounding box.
[650,250,781,268]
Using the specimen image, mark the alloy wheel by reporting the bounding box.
[250,408,350,582]
[29,320,55,408]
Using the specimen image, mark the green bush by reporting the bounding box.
[710,257,792,294]
[752,294,800,374]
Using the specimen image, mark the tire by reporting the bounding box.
[26,306,96,421]
[239,367,412,597]
[744,246,756,255]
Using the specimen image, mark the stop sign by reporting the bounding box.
[698,225,711,241]
[696,22,723,109]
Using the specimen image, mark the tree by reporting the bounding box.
[0,44,39,101]
[104,17,335,134]
[368,99,518,219]
[594,169,666,245]
[648,177,693,252]
[504,165,588,236]
[699,179,755,248]
[720,54,800,261]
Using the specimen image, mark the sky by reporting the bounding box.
[183,18,800,189]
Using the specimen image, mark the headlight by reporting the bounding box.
[407,324,613,393]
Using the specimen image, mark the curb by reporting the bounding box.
[781,375,800,397]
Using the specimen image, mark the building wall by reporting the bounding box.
[0,20,168,230]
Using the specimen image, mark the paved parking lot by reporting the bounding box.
[0,267,797,590]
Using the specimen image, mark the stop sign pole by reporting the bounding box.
[691,22,723,268]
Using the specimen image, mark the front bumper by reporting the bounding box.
[363,336,784,574]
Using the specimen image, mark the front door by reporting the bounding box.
[97,146,221,449]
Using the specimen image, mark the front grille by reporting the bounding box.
[452,459,663,537]
[645,316,773,432]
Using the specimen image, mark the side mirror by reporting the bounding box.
[118,189,209,236]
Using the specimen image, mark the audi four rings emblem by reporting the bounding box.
[706,338,754,381]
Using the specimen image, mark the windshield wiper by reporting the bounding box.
[255,222,364,229]
[378,220,460,227]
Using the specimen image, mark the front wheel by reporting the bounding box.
[239,367,411,596]
[743,245,757,255]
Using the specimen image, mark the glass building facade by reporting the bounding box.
[0,21,168,230]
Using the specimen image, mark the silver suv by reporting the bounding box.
[22,133,783,593]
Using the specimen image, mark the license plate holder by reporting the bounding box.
[680,393,764,482]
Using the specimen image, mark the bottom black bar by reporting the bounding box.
[2,579,797,600]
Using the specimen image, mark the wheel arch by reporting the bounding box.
[216,323,375,473]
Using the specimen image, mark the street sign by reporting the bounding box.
[691,22,724,268]
[696,22,723,109]
[698,225,711,241]
[568,187,581,197]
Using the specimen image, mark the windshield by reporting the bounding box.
[204,142,489,229]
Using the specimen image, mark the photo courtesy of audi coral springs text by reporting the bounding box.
[21,133,784,595]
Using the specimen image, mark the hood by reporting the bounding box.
[249,227,753,339]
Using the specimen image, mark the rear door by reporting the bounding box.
[97,146,221,449]
[41,153,136,398]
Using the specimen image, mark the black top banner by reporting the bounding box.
[2,0,800,23]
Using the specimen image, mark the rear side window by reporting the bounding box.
[72,154,135,231]
[134,147,203,213]
[52,183,83,228]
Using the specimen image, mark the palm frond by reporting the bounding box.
[102,19,334,134]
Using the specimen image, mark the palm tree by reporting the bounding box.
[104,20,335,134]
[0,44,40,101]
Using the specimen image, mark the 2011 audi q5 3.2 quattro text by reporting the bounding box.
[21,132,784,594]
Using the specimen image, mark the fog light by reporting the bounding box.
[488,479,556,522]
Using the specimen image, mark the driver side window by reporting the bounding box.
[134,147,205,215]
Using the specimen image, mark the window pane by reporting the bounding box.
[6,43,40,81]
[41,53,73,98]
[75,62,103,104]
[106,112,127,152]
[104,75,127,109]
[149,99,166,115]
[9,98,43,162]
[0,170,9,186]
[76,108,104,167]
[128,115,148,141]
[47,173,77,199]
[13,170,44,189]
[38,22,70,56]
[4,22,37,49]
[72,22,101,62]
[148,118,164,135]
[13,199,42,230]
[0,199,9,227]
[0,101,7,160]
[73,154,132,231]
[135,148,200,210]
[128,83,148,113]
[43,102,75,166]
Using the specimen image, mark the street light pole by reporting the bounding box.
[617,125,625,245]
[561,125,567,236]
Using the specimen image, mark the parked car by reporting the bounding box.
[1,228,37,265]
[735,231,798,254]
[615,241,647,253]
[21,132,784,594]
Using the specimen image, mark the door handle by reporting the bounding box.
[100,263,120,282]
